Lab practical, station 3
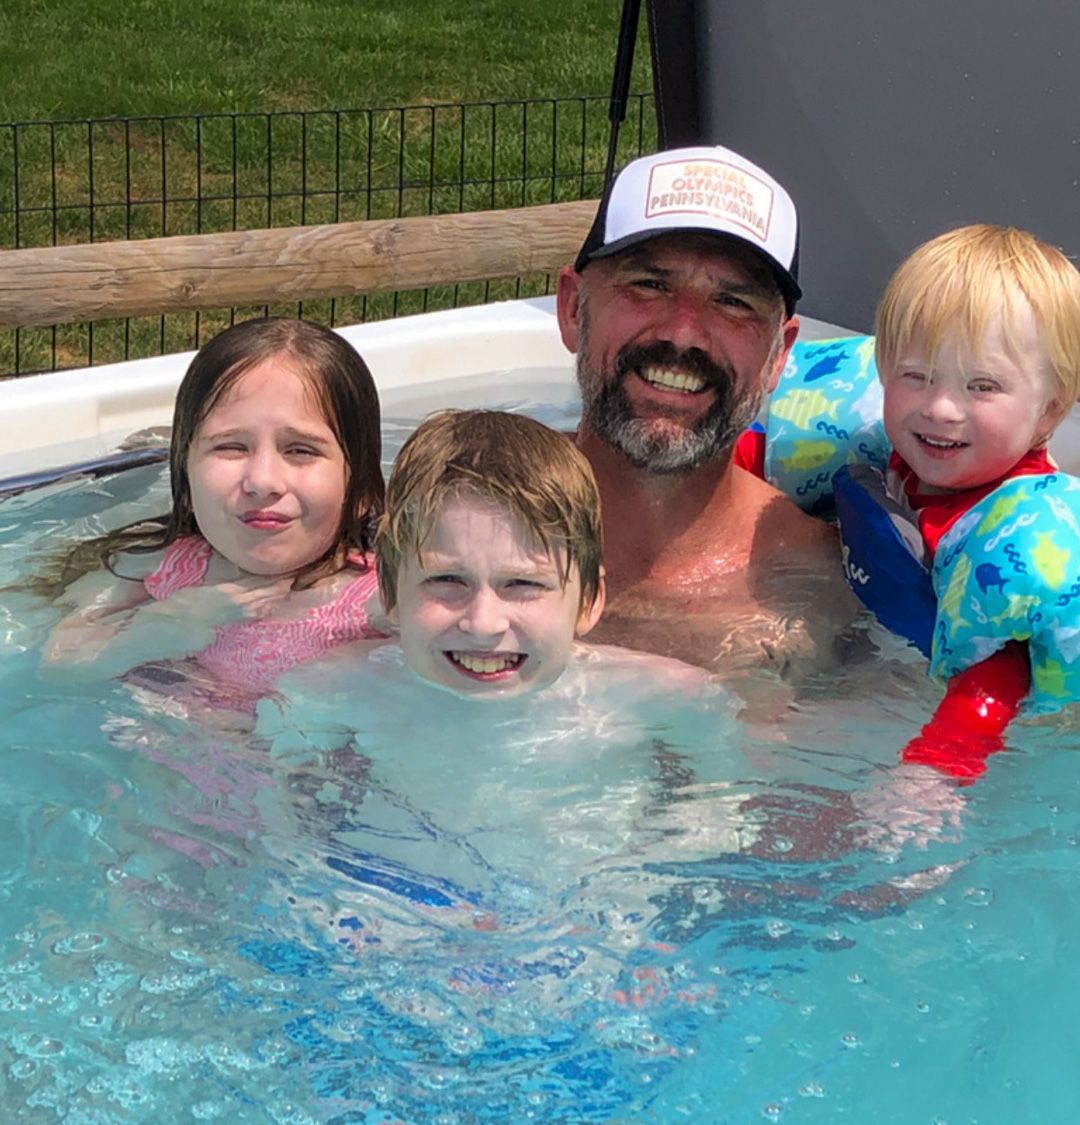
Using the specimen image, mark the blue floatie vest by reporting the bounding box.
[832,463,936,658]
[931,472,1080,713]
[763,335,890,515]
[832,466,1080,712]
[760,336,1080,711]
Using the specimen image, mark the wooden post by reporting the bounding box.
[0,200,598,330]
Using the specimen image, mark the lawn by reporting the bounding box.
[0,0,651,122]
[1,1,655,374]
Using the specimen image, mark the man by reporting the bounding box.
[556,144,855,676]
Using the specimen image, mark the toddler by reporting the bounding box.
[870,224,1080,773]
[43,317,388,703]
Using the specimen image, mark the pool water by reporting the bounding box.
[3,433,1080,1123]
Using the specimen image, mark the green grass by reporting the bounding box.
[1,1,655,375]
[0,0,651,121]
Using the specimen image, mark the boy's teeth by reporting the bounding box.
[642,367,706,393]
[453,652,522,674]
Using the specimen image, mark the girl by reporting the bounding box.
[42,317,387,705]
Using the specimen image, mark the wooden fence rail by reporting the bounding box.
[0,199,597,330]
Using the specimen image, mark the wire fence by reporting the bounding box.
[1,93,655,377]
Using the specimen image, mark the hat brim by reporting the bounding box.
[576,228,802,317]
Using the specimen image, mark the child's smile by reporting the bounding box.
[883,303,1062,494]
[186,358,348,576]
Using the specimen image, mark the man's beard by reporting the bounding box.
[577,339,767,475]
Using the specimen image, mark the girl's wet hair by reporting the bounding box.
[63,318,384,592]
[376,409,603,613]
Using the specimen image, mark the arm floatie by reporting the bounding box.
[763,336,890,515]
[832,462,936,657]
[931,473,1080,713]
[902,643,1029,781]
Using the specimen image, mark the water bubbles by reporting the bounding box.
[445,1021,484,1056]
[125,1036,201,1073]
[205,1043,262,1072]
[138,970,208,994]
[168,948,206,966]
[22,1033,64,1058]
[419,1070,455,1092]
[192,1103,226,1120]
[52,931,107,955]
[0,984,36,1012]
[270,1104,318,1125]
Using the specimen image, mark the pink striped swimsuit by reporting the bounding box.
[143,536,385,693]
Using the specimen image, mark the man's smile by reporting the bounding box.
[638,365,709,394]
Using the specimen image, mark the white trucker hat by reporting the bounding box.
[575,144,802,314]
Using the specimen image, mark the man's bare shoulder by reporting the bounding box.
[745,480,860,638]
[742,470,845,562]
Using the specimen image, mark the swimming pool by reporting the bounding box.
[3,300,1080,1122]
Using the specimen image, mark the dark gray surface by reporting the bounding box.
[649,1,1080,331]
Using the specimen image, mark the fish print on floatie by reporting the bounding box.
[767,388,841,431]
[778,439,840,473]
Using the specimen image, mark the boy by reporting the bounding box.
[255,410,747,927]
[863,224,1080,773]
[374,409,606,698]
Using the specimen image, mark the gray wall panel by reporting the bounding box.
[655,2,1080,330]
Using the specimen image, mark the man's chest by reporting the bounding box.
[596,541,862,672]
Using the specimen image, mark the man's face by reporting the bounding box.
[559,234,796,474]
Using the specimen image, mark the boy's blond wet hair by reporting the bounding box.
[376,410,603,612]
[875,224,1080,407]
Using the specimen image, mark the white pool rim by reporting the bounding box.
[2,296,1077,485]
